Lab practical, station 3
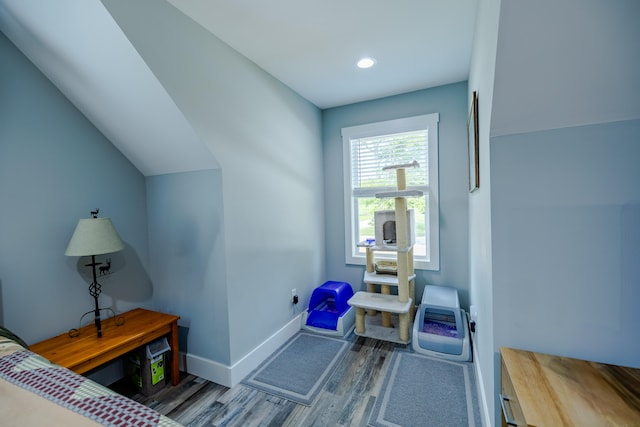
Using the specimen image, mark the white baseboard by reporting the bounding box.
[471,337,492,427]
[182,313,302,388]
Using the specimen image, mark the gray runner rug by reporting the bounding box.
[241,332,349,406]
[369,350,482,427]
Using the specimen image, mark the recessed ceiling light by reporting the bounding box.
[357,57,376,69]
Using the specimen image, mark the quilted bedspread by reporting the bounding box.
[0,336,182,427]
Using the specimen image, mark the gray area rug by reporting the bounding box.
[241,332,349,406]
[369,351,482,427]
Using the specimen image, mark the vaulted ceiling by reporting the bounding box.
[0,0,477,175]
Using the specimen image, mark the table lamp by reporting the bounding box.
[65,209,124,337]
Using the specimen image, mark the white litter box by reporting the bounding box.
[412,285,471,362]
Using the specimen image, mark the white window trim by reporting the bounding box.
[342,113,440,271]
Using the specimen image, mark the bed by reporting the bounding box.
[0,327,183,427]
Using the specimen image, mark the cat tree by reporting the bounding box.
[347,161,421,344]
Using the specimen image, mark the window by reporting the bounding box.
[342,113,439,270]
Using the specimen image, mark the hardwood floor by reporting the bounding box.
[112,335,400,426]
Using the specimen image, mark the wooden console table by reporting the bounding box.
[30,308,180,386]
[500,347,640,426]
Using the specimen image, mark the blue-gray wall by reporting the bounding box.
[0,31,151,343]
[103,0,325,367]
[323,82,471,308]
[492,120,640,369]
[146,169,228,364]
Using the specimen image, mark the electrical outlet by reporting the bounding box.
[291,288,297,302]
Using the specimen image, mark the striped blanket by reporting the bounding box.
[0,336,182,427]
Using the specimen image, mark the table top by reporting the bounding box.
[501,347,640,426]
[30,308,179,373]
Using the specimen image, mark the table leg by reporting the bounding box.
[169,320,180,386]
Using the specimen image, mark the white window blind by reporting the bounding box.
[350,130,429,197]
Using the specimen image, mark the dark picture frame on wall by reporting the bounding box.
[468,90,479,192]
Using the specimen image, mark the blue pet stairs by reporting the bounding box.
[302,281,355,337]
[412,285,471,362]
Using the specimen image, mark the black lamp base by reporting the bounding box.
[67,255,118,338]
[68,307,125,338]
[87,255,103,337]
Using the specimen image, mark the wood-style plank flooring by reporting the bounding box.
[112,335,399,426]
[113,333,485,426]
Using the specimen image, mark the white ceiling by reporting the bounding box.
[167,0,478,109]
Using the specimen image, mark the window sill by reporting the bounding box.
[346,257,438,272]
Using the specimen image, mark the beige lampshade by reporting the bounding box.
[65,217,125,256]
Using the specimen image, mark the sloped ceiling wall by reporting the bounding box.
[0,0,218,176]
[491,0,640,137]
